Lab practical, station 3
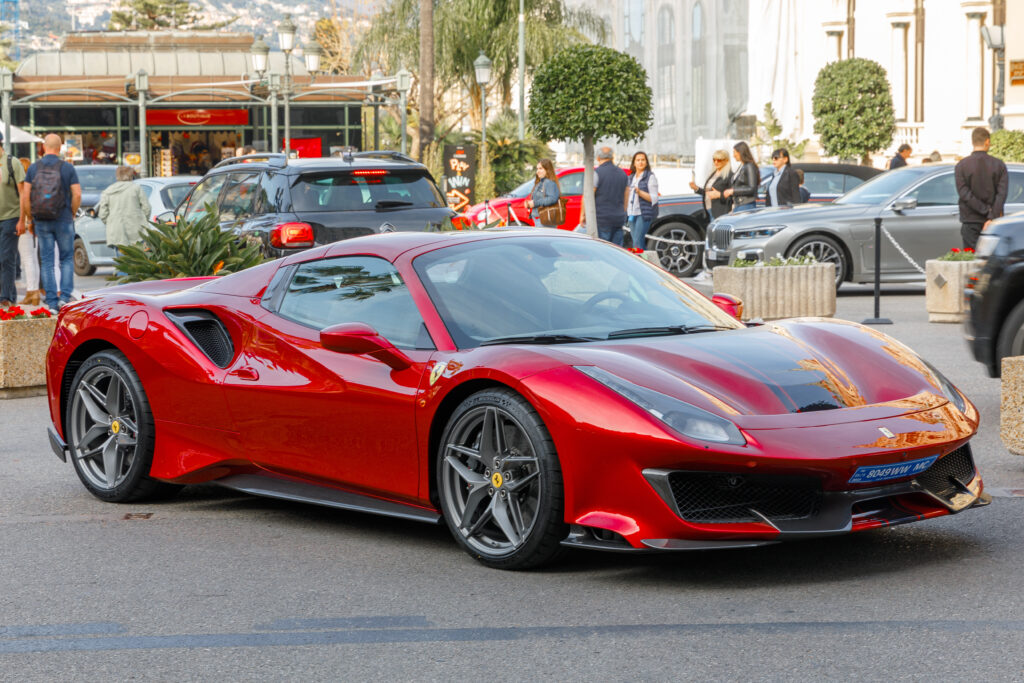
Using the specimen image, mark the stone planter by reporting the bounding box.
[925,259,975,323]
[1001,356,1024,456]
[0,317,57,398]
[711,263,836,321]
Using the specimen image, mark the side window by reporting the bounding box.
[1007,171,1024,205]
[558,172,583,196]
[844,174,866,192]
[256,172,290,213]
[801,172,844,196]
[137,183,153,199]
[184,175,228,221]
[905,173,957,207]
[276,256,434,350]
[218,171,260,221]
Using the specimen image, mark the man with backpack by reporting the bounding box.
[0,130,27,308]
[21,133,81,312]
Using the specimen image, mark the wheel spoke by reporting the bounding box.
[104,375,123,415]
[444,454,487,486]
[101,436,122,488]
[505,493,527,539]
[75,440,108,461]
[118,416,138,438]
[504,469,539,493]
[79,423,108,450]
[459,483,491,532]
[446,442,482,464]
[491,496,522,547]
[479,407,505,464]
[500,454,536,466]
[465,497,496,537]
[77,384,111,425]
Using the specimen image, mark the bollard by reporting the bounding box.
[861,217,893,325]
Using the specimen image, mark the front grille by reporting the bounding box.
[666,471,822,523]
[710,223,732,250]
[914,445,977,500]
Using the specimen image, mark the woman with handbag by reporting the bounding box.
[626,151,659,250]
[722,141,760,213]
[689,149,732,220]
[523,158,562,227]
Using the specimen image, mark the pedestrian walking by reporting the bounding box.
[97,165,150,257]
[0,131,26,307]
[889,144,912,170]
[523,158,561,227]
[689,149,732,220]
[795,168,811,203]
[586,146,628,245]
[955,126,1008,250]
[723,141,760,213]
[765,148,800,207]
[21,133,81,312]
[626,151,658,250]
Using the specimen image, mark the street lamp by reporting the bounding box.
[0,67,12,152]
[474,50,492,167]
[250,35,279,154]
[981,24,1005,131]
[135,69,149,177]
[303,41,322,79]
[277,14,297,156]
[370,68,384,150]
[395,68,412,155]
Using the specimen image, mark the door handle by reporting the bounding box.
[228,366,259,381]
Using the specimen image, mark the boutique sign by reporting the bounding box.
[146,109,250,126]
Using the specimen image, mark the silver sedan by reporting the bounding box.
[704,164,1024,286]
[73,176,198,276]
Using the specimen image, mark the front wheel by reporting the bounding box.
[649,222,703,277]
[437,388,567,570]
[73,237,96,276]
[996,299,1024,376]
[787,234,848,287]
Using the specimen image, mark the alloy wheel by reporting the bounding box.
[69,365,141,491]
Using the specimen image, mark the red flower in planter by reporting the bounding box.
[951,248,960,253]
[30,307,52,318]
[966,247,975,253]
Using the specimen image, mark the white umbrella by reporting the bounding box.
[0,120,43,144]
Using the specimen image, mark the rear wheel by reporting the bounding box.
[437,388,566,570]
[996,299,1024,375]
[787,234,848,286]
[649,221,703,277]
[73,238,96,276]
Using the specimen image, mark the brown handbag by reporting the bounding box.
[538,197,568,226]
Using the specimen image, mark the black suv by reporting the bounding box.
[174,152,457,258]
[966,213,1024,376]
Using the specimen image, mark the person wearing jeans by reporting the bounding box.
[22,133,80,312]
[0,130,26,307]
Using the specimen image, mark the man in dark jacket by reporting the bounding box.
[955,127,1008,250]
[888,144,912,170]
[591,146,628,245]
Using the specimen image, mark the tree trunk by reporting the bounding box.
[417,0,435,159]
[582,135,597,237]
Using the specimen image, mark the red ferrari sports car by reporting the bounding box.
[46,230,988,569]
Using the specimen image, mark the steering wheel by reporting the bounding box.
[579,291,630,316]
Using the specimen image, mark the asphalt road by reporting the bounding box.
[2,271,1022,681]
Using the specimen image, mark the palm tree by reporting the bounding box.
[418,0,434,159]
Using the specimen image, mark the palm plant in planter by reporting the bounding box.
[711,254,836,321]
[925,247,976,323]
[113,206,265,282]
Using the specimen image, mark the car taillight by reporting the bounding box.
[352,169,388,176]
[270,222,314,248]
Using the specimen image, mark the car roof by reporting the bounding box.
[207,154,429,177]
[791,162,881,178]
[137,175,199,185]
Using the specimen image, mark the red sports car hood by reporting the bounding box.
[553,318,951,425]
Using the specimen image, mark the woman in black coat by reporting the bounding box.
[689,149,732,220]
[723,141,760,212]
[764,148,801,207]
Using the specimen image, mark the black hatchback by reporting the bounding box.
[173,152,458,258]
[966,213,1024,377]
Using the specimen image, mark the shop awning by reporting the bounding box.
[0,121,43,143]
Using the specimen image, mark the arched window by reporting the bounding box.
[658,6,676,125]
[624,0,644,60]
[692,2,706,127]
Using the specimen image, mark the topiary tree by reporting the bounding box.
[812,58,895,164]
[529,44,652,236]
[990,129,1024,163]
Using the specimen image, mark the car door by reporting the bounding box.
[1004,170,1024,217]
[877,171,960,274]
[216,170,261,232]
[556,171,583,229]
[220,255,433,499]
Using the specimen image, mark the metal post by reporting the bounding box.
[992,46,1005,131]
[480,83,487,163]
[137,70,149,178]
[0,67,12,153]
[269,73,280,154]
[517,0,525,140]
[861,217,893,325]
[400,90,408,155]
[283,57,292,156]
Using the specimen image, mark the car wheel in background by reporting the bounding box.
[996,299,1024,374]
[66,350,180,502]
[787,233,848,286]
[437,388,567,570]
[73,237,96,276]
[649,221,702,278]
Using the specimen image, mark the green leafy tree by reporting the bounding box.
[752,102,807,162]
[529,44,652,236]
[0,23,16,70]
[812,58,895,164]
[990,129,1024,163]
[475,109,553,196]
[109,0,236,31]
[114,207,264,282]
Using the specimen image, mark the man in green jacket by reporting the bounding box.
[97,165,150,256]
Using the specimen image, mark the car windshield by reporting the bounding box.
[74,166,117,193]
[834,167,932,205]
[414,236,743,348]
[291,170,446,212]
[161,183,195,209]
[505,178,534,198]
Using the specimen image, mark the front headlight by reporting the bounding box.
[921,360,967,413]
[733,225,786,239]
[974,234,999,259]
[575,366,746,445]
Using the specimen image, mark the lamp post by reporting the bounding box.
[303,41,322,81]
[277,13,297,156]
[135,69,149,177]
[370,68,384,150]
[249,35,274,151]
[981,24,1006,131]
[518,0,525,140]
[474,51,492,166]
[0,67,12,151]
[396,68,412,155]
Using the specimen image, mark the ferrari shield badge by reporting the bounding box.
[429,361,445,385]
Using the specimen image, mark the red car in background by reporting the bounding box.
[464,167,590,230]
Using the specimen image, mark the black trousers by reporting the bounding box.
[961,222,983,250]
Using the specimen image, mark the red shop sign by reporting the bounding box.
[146,109,249,126]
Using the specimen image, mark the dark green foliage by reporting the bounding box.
[109,0,236,30]
[113,206,264,283]
[812,58,895,162]
[990,129,1024,163]
[480,109,554,195]
[529,44,652,145]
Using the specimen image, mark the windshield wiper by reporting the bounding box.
[480,334,599,346]
[375,200,414,209]
[605,324,731,339]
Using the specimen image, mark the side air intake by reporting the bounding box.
[164,310,235,368]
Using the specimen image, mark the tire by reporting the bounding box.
[649,221,703,277]
[787,233,848,286]
[73,238,96,276]
[996,299,1024,374]
[66,350,179,502]
[437,388,567,570]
